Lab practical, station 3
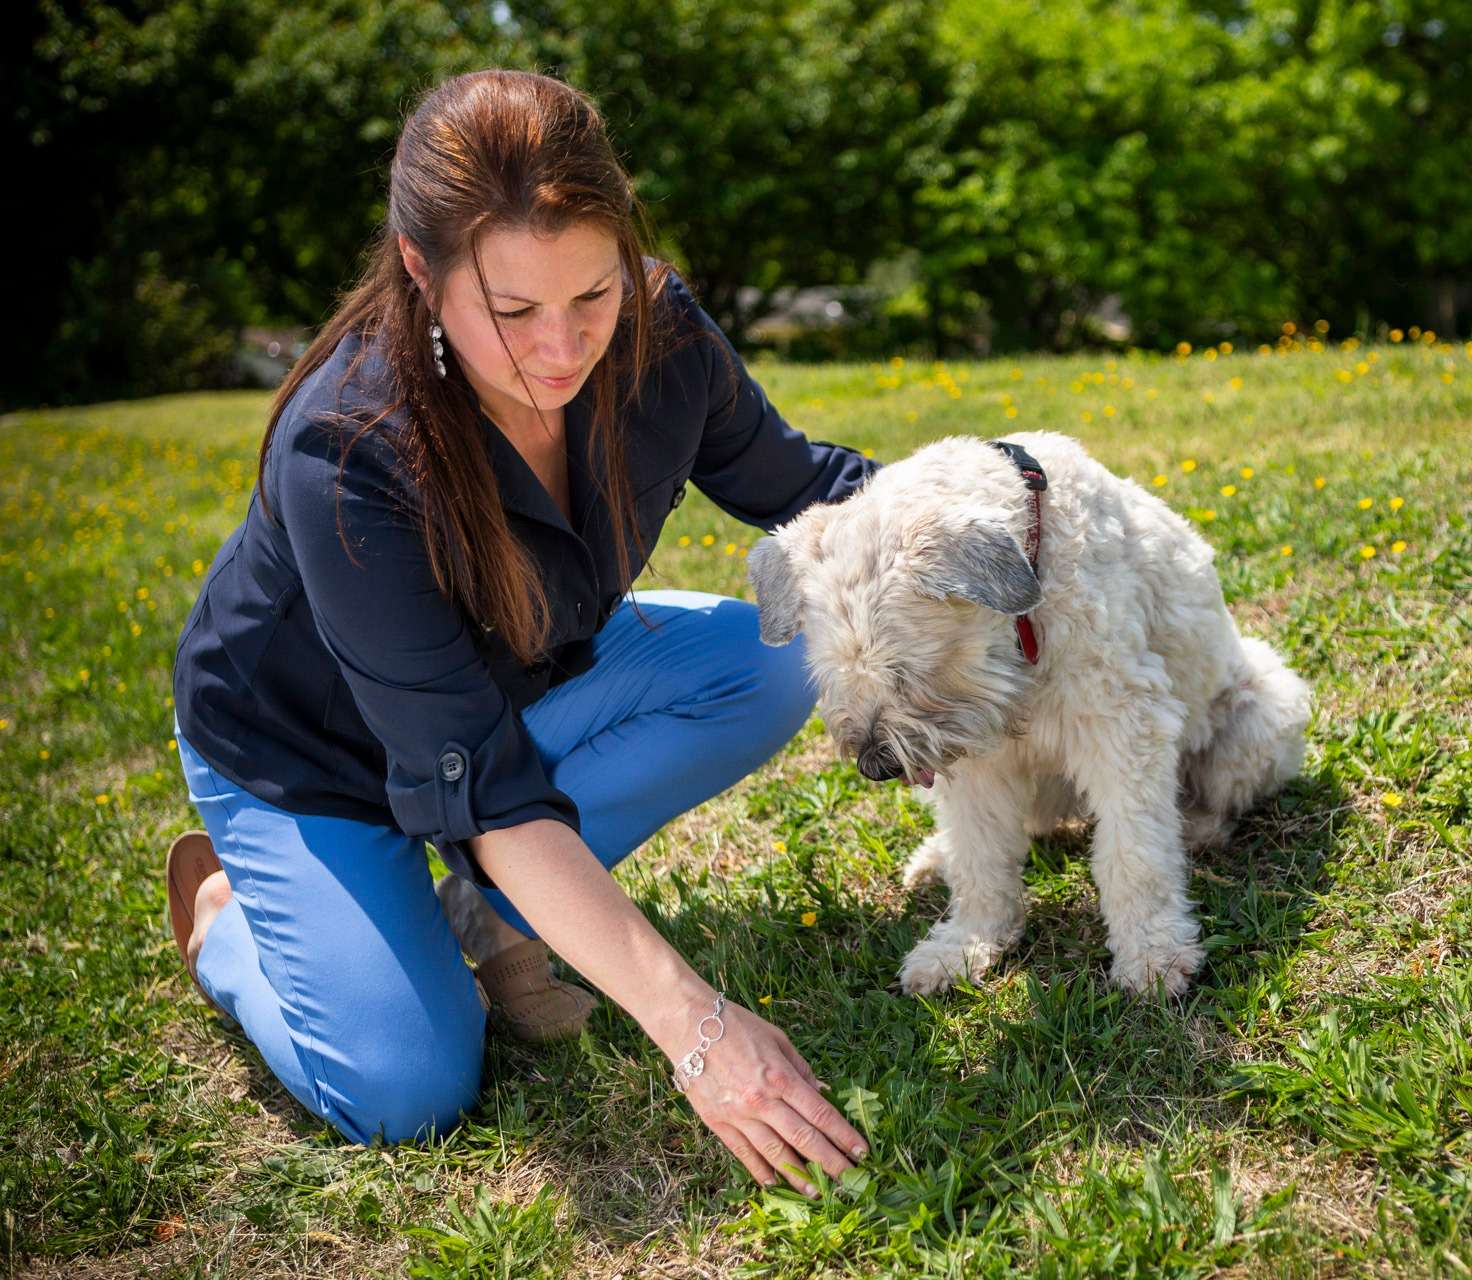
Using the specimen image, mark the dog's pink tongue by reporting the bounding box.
[909,768,936,789]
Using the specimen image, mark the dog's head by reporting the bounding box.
[748,494,1041,787]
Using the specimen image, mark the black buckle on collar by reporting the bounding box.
[987,440,1048,490]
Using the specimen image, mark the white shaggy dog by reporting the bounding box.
[748,431,1309,997]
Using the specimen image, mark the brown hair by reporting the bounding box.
[258,69,673,665]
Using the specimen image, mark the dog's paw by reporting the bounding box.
[900,835,948,892]
[1108,917,1204,997]
[898,930,1009,996]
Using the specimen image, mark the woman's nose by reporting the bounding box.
[537,313,584,368]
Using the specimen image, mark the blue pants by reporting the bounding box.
[176,590,813,1145]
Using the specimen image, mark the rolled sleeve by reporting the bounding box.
[271,414,578,882]
[666,272,881,530]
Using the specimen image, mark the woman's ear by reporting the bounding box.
[398,233,432,298]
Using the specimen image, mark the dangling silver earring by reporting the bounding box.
[430,320,446,378]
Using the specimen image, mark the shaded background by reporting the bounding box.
[5,0,1469,407]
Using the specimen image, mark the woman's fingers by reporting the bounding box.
[772,1042,870,1164]
[775,1033,826,1091]
[741,1118,820,1197]
[710,1121,777,1190]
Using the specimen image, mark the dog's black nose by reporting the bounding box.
[857,741,903,782]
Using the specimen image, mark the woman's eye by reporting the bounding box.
[580,287,610,303]
[492,306,533,320]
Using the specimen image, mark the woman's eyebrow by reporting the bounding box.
[490,264,619,304]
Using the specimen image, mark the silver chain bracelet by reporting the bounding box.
[671,991,726,1093]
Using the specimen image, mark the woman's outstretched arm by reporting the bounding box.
[470,819,869,1196]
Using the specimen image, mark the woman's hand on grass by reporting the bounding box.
[672,998,869,1197]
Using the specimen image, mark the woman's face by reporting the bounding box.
[405,221,623,432]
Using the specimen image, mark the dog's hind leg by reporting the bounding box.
[898,757,1031,996]
[901,832,949,891]
[1182,636,1309,846]
[1026,773,1085,837]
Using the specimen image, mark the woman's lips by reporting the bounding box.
[530,368,581,388]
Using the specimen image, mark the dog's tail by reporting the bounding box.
[1181,636,1310,847]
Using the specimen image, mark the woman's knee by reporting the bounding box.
[330,1025,484,1146]
[749,622,817,744]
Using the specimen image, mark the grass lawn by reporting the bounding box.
[2,333,1470,1277]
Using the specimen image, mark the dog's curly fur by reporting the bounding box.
[749,432,1310,996]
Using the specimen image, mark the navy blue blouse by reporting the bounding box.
[173,270,878,884]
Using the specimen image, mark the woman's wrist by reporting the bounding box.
[642,969,721,1065]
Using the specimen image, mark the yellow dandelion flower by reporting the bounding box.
[1005,405,1019,419]
[1391,540,1407,554]
[1103,405,1116,417]
[167,738,177,751]
[1204,348,1218,362]
[1409,326,1421,340]
[1280,545,1293,557]
[800,911,817,927]
[1355,361,1369,376]
[1240,466,1254,479]
[0,719,7,731]
[739,547,748,558]
[677,534,691,547]
[700,534,715,547]
[862,447,875,458]
[1443,372,1456,384]
[78,668,90,683]
[1010,367,1023,380]
[135,586,149,600]
[1220,484,1237,497]
[1146,387,1159,400]
[1390,329,1404,343]
[1359,545,1376,559]
[1175,342,1192,357]
[724,542,737,556]
[1381,792,1403,809]
[1200,509,1217,522]
[192,559,204,575]
[1257,344,1272,356]
[1220,341,1234,354]
[95,793,110,805]
[758,994,772,1006]
[1229,376,1244,391]
[1423,330,1436,344]
[1313,476,1327,490]
[890,355,904,368]
[1181,458,1197,472]
[1335,370,1353,383]
[1080,411,1094,424]
[1152,474,1168,487]
[1202,390,1215,402]
[1313,319,1329,335]
[39,749,50,760]
[130,622,141,637]
[1358,497,1373,510]
[1389,496,1404,511]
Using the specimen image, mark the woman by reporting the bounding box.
[167,68,874,1195]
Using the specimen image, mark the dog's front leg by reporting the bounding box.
[898,759,1031,996]
[1072,737,1204,996]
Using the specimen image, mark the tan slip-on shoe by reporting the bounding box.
[434,873,599,1044]
[166,829,229,1017]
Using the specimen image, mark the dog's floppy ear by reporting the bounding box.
[747,536,805,645]
[909,510,1042,615]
